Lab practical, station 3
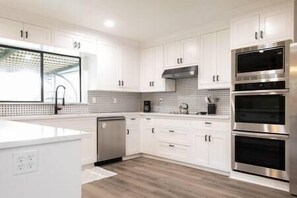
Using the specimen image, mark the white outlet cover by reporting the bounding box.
[92,97,96,103]
[113,98,117,104]
[13,150,38,175]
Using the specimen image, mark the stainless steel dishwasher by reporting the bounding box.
[96,117,126,165]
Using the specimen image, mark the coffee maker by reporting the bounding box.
[144,101,151,112]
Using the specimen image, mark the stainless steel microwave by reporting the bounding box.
[232,40,291,85]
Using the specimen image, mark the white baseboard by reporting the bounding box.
[230,171,289,192]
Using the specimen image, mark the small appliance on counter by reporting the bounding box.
[205,97,219,114]
[179,103,189,114]
[144,101,151,112]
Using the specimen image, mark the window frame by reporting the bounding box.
[0,44,82,103]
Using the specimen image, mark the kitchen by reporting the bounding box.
[0,0,296,197]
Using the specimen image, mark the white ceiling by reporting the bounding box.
[0,0,274,42]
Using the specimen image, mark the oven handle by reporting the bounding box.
[232,131,289,140]
[232,89,289,96]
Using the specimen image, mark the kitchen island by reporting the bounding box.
[0,119,87,198]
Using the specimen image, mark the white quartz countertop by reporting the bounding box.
[0,119,88,149]
[0,112,230,120]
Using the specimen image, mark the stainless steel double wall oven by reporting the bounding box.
[231,40,291,181]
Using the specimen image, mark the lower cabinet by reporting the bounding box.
[143,117,229,172]
[192,131,227,171]
[155,141,191,163]
[126,116,141,156]
[141,127,156,155]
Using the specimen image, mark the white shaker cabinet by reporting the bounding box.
[192,131,227,171]
[198,29,231,90]
[141,117,156,155]
[208,132,228,171]
[94,43,140,92]
[0,18,24,41]
[53,30,96,53]
[96,42,121,91]
[120,47,140,92]
[164,37,198,69]
[231,2,294,49]
[0,17,51,45]
[140,46,175,92]
[126,116,141,156]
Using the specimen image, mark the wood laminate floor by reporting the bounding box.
[82,157,293,198]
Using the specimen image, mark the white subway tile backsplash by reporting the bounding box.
[0,78,230,116]
[142,78,230,115]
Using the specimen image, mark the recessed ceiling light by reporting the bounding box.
[104,20,115,28]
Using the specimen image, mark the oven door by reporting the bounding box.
[232,89,289,134]
[232,131,289,181]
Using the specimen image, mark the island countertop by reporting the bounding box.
[0,119,88,149]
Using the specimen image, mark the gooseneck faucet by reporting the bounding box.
[54,85,66,114]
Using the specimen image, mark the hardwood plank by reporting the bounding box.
[82,157,293,198]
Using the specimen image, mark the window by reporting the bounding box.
[0,45,81,103]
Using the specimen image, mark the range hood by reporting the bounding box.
[162,66,198,79]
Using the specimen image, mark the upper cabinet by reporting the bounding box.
[141,46,175,92]
[91,42,140,92]
[164,37,198,69]
[198,29,231,90]
[53,30,96,54]
[120,47,140,92]
[231,3,294,49]
[0,18,51,45]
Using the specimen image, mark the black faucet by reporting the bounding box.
[54,85,66,114]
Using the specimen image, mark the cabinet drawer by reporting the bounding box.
[191,120,228,132]
[155,141,190,163]
[156,128,190,146]
[126,116,139,125]
[154,118,190,128]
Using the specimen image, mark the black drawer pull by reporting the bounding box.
[131,118,136,120]
[205,122,212,125]
[169,130,175,133]
[169,144,175,147]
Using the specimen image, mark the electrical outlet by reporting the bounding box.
[13,150,38,175]
[159,98,163,104]
[92,97,96,103]
[113,98,117,104]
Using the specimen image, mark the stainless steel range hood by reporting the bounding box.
[162,66,198,79]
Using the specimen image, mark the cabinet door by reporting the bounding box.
[141,48,155,91]
[97,42,121,91]
[164,41,180,68]
[260,7,293,44]
[141,127,155,155]
[77,36,96,54]
[198,32,217,89]
[0,18,23,41]
[191,132,209,167]
[181,37,198,66]
[121,47,140,92]
[208,133,227,171]
[23,23,51,45]
[216,29,231,89]
[126,124,141,156]
[153,46,166,91]
[231,15,260,49]
[53,31,76,49]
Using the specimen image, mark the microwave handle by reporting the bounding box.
[232,89,289,96]
[232,131,289,140]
